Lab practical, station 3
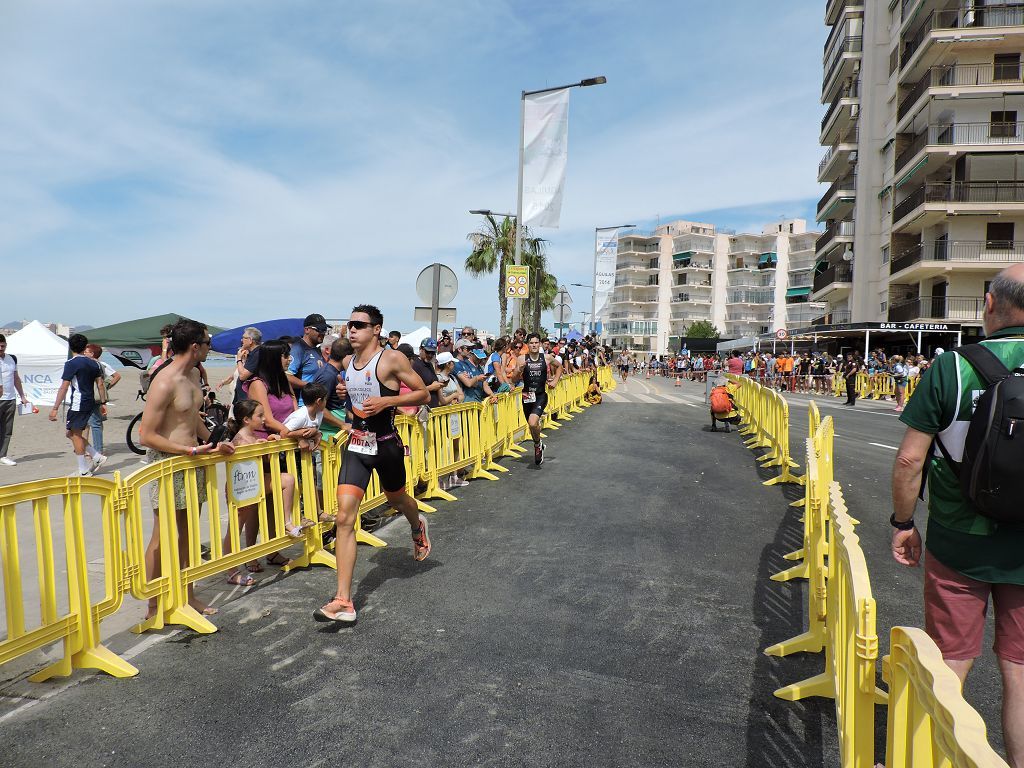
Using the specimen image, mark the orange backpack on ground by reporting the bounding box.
[710,386,733,415]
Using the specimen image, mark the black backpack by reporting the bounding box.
[936,344,1024,523]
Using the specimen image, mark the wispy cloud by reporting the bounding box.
[2,0,825,333]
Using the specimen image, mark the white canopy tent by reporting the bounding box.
[6,321,69,406]
[399,325,432,350]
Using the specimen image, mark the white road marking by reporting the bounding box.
[869,442,899,451]
[634,394,660,403]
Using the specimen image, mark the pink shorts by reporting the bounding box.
[924,552,1024,664]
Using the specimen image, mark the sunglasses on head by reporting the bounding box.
[347,320,373,330]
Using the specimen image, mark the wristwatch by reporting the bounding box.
[889,513,915,531]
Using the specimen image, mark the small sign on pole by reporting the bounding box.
[775,328,789,340]
[506,265,530,299]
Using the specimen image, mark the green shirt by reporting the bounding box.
[900,326,1024,583]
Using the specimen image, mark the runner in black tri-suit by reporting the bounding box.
[512,332,562,466]
[313,304,431,625]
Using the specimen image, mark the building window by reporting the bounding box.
[881,300,888,313]
[994,53,1022,83]
[881,245,890,264]
[987,222,1015,249]
[992,110,1019,139]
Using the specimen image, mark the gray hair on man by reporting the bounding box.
[243,326,263,343]
[990,271,1024,314]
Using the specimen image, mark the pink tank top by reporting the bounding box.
[250,377,295,439]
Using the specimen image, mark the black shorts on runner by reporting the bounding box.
[337,435,407,495]
[66,409,91,432]
[522,392,548,420]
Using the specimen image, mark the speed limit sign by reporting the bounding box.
[775,328,788,340]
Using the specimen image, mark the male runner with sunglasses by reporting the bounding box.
[512,332,562,466]
[314,305,431,624]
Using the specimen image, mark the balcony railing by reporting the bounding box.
[897,122,1024,172]
[812,309,853,325]
[888,295,985,322]
[902,5,1024,70]
[813,264,853,293]
[818,126,860,177]
[895,181,1024,222]
[788,272,814,288]
[890,240,1024,273]
[821,79,860,133]
[817,172,857,212]
[824,36,863,88]
[789,255,817,272]
[899,63,1024,121]
[816,220,855,254]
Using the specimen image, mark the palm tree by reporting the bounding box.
[465,214,517,333]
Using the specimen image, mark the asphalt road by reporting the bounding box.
[0,375,1006,766]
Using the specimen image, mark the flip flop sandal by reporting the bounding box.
[266,553,289,566]
[227,572,255,586]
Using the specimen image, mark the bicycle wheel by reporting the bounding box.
[126,412,146,455]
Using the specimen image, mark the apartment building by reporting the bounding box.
[816,0,1024,338]
[603,219,822,353]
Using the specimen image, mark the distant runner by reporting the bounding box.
[512,332,562,466]
[314,304,431,625]
[617,351,630,383]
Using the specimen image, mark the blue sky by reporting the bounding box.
[1,0,825,334]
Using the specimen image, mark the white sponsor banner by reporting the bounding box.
[19,367,65,408]
[522,89,570,229]
[593,229,619,323]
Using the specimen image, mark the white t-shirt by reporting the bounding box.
[0,354,16,401]
[283,407,323,432]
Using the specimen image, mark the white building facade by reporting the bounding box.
[603,219,823,353]
[815,0,1024,338]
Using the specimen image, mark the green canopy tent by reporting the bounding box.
[85,313,224,369]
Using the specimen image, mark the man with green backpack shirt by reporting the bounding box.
[891,264,1024,768]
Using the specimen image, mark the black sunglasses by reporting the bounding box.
[347,320,373,330]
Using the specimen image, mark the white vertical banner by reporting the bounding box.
[593,228,619,324]
[522,89,570,228]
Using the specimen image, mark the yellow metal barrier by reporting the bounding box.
[883,627,1009,768]
[2,371,598,679]
[0,476,139,680]
[728,375,804,486]
[771,478,887,768]
[123,439,334,636]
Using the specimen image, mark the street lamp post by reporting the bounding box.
[513,76,607,332]
[592,223,635,339]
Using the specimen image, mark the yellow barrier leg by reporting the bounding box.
[356,529,388,547]
[764,622,826,657]
[772,670,835,701]
[770,559,809,582]
[30,643,140,682]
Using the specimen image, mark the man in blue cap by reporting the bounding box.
[411,337,442,408]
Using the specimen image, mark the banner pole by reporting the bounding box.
[514,91,526,332]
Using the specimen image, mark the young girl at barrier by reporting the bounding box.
[222,400,303,586]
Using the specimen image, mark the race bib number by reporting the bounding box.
[522,391,536,404]
[348,429,378,456]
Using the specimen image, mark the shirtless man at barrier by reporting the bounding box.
[314,304,431,624]
[140,318,235,619]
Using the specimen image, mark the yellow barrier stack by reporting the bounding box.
[884,627,1009,768]
[727,375,804,487]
